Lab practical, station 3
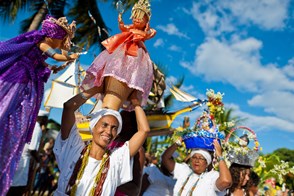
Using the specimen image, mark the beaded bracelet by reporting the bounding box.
[217,156,225,162]
[80,92,88,100]
[44,48,57,57]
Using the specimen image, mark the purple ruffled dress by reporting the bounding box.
[0,31,51,195]
[0,14,69,195]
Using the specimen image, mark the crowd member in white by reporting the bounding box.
[162,140,232,196]
[53,86,150,196]
[140,157,176,196]
[7,110,49,195]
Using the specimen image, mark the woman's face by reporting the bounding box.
[92,115,119,148]
[132,15,148,29]
[240,169,250,186]
[190,153,208,174]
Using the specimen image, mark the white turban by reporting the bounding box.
[38,110,49,117]
[88,108,122,135]
[190,149,212,165]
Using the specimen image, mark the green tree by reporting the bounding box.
[0,0,136,50]
[272,148,294,167]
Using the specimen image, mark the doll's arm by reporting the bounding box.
[49,61,72,74]
[144,23,156,40]
[39,42,79,62]
[118,13,134,32]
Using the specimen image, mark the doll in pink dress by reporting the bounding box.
[81,0,156,111]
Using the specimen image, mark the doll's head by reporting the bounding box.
[41,15,76,51]
[131,0,151,22]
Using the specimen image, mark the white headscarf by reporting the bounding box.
[88,108,122,135]
[190,149,212,165]
[38,110,49,117]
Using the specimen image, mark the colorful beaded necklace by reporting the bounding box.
[178,172,206,196]
[66,142,110,196]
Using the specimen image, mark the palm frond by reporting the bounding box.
[48,0,66,18]
[68,0,110,51]
[110,0,137,11]
[19,1,47,32]
[0,0,31,22]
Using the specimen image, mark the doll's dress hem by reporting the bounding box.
[81,31,153,111]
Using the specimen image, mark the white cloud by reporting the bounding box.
[248,91,294,122]
[218,103,294,133]
[186,0,290,36]
[183,38,294,93]
[230,103,294,133]
[153,38,164,48]
[157,23,190,39]
[171,101,294,134]
[188,2,235,36]
[168,45,181,52]
[223,0,289,30]
[166,76,178,87]
[179,37,294,125]
[283,58,294,78]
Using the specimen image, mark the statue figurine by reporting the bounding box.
[81,0,156,111]
[0,15,78,195]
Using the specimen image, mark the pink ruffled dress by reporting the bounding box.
[81,31,153,111]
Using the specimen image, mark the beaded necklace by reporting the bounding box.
[66,142,110,196]
[178,172,206,196]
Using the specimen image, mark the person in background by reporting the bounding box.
[246,170,260,196]
[7,110,49,196]
[140,155,176,196]
[162,139,232,196]
[108,110,146,196]
[226,163,251,196]
[44,138,55,155]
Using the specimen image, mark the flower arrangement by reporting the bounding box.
[206,89,224,120]
[172,89,227,151]
[254,155,294,186]
[222,126,260,167]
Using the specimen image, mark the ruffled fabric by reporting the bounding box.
[81,31,153,111]
[0,34,50,195]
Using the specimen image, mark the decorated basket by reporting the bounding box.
[223,126,260,167]
[182,112,224,151]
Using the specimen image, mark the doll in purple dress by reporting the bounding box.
[81,0,156,111]
[0,15,78,194]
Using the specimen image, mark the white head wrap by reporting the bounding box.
[88,108,122,135]
[190,149,212,165]
[38,110,49,117]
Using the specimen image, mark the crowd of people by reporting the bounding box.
[0,0,293,195]
[5,114,292,196]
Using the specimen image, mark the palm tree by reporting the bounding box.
[217,108,246,135]
[0,0,136,50]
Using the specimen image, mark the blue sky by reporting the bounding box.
[1,0,293,153]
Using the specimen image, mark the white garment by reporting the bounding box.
[53,124,133,196]
[173,163,226,196]
[11,122,43,186]
[143,165,176,196]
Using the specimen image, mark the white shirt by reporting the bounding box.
[143,165,176,196]
[11,122,42,186]
[53,124,133,196]
[173,162,225,196]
